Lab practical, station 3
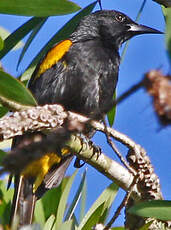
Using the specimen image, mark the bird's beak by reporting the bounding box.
[128,23,163,35]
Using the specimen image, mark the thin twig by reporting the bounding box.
[107,137,136,175]
[105,175,139,229]
[114,80,143,106]
[103,118,136,175]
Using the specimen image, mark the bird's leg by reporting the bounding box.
[73,132,101,168]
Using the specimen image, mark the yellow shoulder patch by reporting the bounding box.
[37,39,72,77]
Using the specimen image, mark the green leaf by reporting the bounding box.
[80,174,87,222]
[162,7,171,62]
[34,199,46,227]
[17,18,48,70]
[80,203,105,230]
[0,104,8,117]
[98,199,111,224]
[0,0,80,17]
[0,200,11,224]
[0,200,7,223]
[0,180,14,203]
[0,26,24,51]
[0,71,37,107]
[55,171,77,229]
[0,149,6,165]
[43,215,55,230]
[0,36,4,51]
[107,91,116,127]
[20,65,37,82]
[41,188,62,220]
[21,1,97,82]
[71,214,78,227]
[128,200,171,221]
[78,183,118,230]
[0,17,45,60]
[57,219,75,230]
[65,170,86,221]
[41,177,70,221]
[107,103,116,127]
[0,26,10,40]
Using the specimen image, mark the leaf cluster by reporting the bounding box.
[0,0,170,229]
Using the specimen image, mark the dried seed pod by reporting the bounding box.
[144,70,171,125]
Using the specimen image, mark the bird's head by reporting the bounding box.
[71,10,163,49]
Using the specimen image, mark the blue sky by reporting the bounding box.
[0,0,170,227]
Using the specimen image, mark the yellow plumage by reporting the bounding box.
[37,40,72,77]
[21,147,70,192]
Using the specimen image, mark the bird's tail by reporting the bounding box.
[10,175,36,227]
[10,154,74,227]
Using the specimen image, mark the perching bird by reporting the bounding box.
[10,10,162,226]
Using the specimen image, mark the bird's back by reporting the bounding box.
[29,39,119,119]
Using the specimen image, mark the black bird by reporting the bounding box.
[10,10,162,226]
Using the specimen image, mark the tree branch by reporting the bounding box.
[0,103,162,203]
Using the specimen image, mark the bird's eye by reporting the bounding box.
[115,14,125,23]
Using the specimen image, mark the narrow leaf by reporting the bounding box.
[71,214,78,227]
[78,183,118,230]
[21,1,97,82]
[57,219,75,230]
[0,180,14,203]
[128,200,171,221]
[65,170,86,221]
[98,197,112,224]
[0,0,80,17]
[0,149,6,165]
[81,203,105,230]
[107,92,116,127]
[55,171,77,228]
[41,177,71,220]
[0,201,11,225]
[80,174,87,222]
[34,199,46,226]
[0,36,4,50]
[43,189,63,220]
[0,71,37,107]
[0,26,24,50]
[41,188,62,220]
[162,7,171,62]
[17,17,48,70]
[43,215,55,230]
[0,17,44,59]
[0,104,8,117]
